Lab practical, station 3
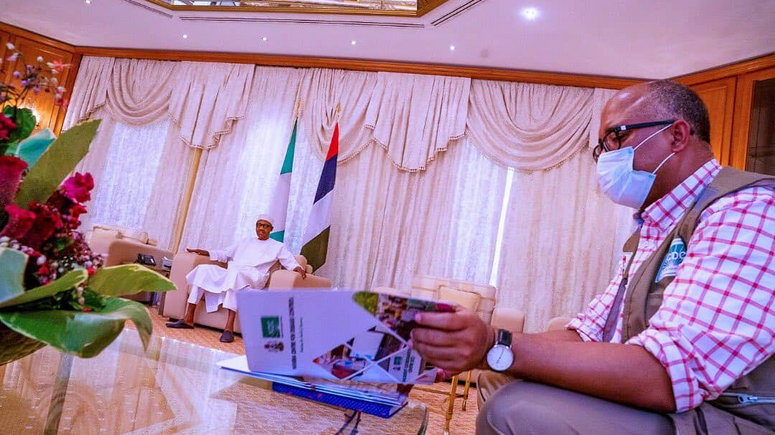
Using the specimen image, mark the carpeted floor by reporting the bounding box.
[146,306,480,434]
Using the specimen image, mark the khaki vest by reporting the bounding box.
[618,167,774,434]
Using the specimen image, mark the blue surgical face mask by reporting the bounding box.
[596,124,675,210]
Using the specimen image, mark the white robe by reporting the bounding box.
[186,237,300,312]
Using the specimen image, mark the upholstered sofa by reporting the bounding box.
[87,225,172,267]
[86,224,174,302]
[159,251,332,332]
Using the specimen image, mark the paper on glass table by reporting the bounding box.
[218,355,405,406]
[236,289,455,385]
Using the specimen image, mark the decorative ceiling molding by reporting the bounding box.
[143,0,450,17]
[121,0,175,18]
[430,0,483,26]
[179,15,424,27]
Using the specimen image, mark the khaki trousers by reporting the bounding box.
[476,372,675,435]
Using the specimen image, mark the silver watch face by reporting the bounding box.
[486,345,514,371]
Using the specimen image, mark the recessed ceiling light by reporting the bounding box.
[521,7,539,20]
[351,40,357,45]
[85,0,91,3]
[261,36,268,41]
[182,34,188,39]
[449,45,456,51]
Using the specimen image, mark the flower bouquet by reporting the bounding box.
[0,43,175,365]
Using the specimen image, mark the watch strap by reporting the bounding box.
[496,328,512,347]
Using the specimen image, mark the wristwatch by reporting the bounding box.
[486,329,514,372]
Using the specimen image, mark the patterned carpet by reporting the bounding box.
[146,306,480,434]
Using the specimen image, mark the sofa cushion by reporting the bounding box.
[91,224,149,245]
[438,285,481,311]
[88,226,121,255]
[372,286,411,298]
[116,229,150,244]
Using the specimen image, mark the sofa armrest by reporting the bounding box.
[160,252,218,318]
[103,239,173,267]
[491,307,525,334]
[267,270,332,290]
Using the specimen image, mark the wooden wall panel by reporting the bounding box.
[2,36,74,132]
[730,66,775,170]
[691,77,737,165]
[0,30,9,79]
[678,54,775,171]
[674,54,775,86]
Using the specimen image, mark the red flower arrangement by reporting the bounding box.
[0,46,174,365]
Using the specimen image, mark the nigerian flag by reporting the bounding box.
[269,120,297,242]
[301,123,338,270]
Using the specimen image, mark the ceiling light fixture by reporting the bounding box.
[182,34,188,39]
[521,7,539,21]
[351,40,357,45]
[85,0,91,3]
[449,45,456,51]
[262,36,268,41]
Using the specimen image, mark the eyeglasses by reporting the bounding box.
[592,119,676,162]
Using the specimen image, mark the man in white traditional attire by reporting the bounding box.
[166,214,306,343]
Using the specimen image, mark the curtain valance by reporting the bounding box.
[298,68,377,163]
[170,62,254,149]
[64,56,253,149]
[106,58,177,125]
[466,80,596,171]
[365,72,470,171]
[66,56,617,171]
[298,69,471,171]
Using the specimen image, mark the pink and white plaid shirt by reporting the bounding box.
[568,159,774,412]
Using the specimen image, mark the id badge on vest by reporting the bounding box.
[655,236,687,283]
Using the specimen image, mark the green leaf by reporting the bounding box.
[14,128,57,168]
[4,141,20,155]
[0,269,88,309]
[352,291,378,315]
[0,297,153,358]
[3,107,35,144]
[0,248,27,306]
[88,264,176,297]
[14,119,101,208]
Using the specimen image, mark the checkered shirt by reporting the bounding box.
[568,159,775,412]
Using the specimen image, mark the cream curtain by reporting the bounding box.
[64,56,252,150]
[298,69,470,172]
[467,80,596,171]
[180,67,304,250]
[298,68,377,162]
[281,136,508,291]
[105,58,177,125]
[75,109,193,250]
[169,62,255,149]
[63,57,114,127]
[365,72,470,171]
[495,150,633,332]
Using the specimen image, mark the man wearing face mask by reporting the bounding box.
[410,80,774,434]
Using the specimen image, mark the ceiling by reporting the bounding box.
[148,0,434,16]
[1,0,774,79]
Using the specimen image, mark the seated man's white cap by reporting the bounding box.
[256,214,274,226]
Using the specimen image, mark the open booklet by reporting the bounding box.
[217,355,410,417]
[234,290,456,385]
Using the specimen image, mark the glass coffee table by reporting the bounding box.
[0,330,428,434]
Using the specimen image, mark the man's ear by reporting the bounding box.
[669,119,693,152]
